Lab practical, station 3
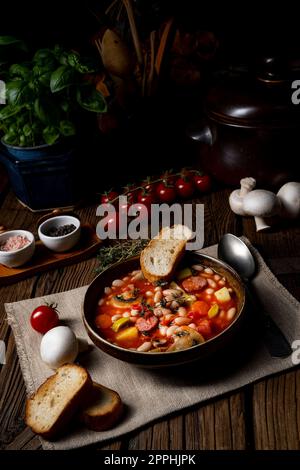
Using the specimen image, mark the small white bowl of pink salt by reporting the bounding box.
[0,230,35,268]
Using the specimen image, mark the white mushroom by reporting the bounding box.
[229,177,256,215]
[277,182,300,219]
[243,189,281,232]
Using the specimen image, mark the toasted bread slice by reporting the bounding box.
[80,382,123,431]
[140,224,192,283]
[25,364,92,440]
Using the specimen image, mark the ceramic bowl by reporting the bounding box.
[38,215,81,253]
[82,252,246,368]
[0,230,35,268]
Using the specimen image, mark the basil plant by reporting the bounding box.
[0,37,107,147]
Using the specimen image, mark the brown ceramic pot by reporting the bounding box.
[82,252,246,368]
[188,58,300,188]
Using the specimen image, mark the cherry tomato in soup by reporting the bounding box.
[175,176,195,198]
[194,174,211,193]
[156,182,176,203]
[30,304,59,334]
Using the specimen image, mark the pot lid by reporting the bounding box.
[206,58,300,128]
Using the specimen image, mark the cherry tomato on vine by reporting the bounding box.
[160,170,176,186]
[193,174,211,193]
[123,184,138,204]
[175,176,195,198]
[141,177,157,194]
[30,304,59,334]
[101,190,119,205]
[137,190,157,210]
[156,182,177,203]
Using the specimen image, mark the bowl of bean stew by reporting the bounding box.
[83,252,246,368]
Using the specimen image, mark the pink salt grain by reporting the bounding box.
[0,235,30,252]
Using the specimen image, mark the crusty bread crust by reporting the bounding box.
[80,382,123,431]
[25,364,93,440]
[140,239,186,283]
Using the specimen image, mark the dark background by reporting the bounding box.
[1,0,300,191]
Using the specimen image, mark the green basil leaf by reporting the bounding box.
[67,51,96,73]
[23,123,32,137]
[42,126,60,145]
[76,85,107,113]
[3,132,18,145]
[0,36,27,51]
[50,66,75,93]
[34,97,60,124]
[59,120,76,136]
[0,104,22,120]
[6,80,32,106]
[9,63,31,79]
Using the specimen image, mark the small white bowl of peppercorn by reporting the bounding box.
[38,215,81,252]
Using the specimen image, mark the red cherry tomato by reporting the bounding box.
[156,182,176,203]
[193,174,211,193]
[175,177,195,198]
[123,184,138,204]
[160,170,176,185]
[142,177,157,194]
[137,190,157,211]
[101,190,119,205]
[30,305,59,334]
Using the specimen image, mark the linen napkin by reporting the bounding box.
[5,238,300,450]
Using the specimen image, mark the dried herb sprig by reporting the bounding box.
[96,238,148,273]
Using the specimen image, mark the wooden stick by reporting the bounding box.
[122,0,144,67]
[147,31,156,96]
[155,18,174,76]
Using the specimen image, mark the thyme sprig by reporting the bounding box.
[96,238,148,273]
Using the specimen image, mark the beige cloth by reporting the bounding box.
[5,238,300,450]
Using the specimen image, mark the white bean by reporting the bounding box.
[165,313,174,321]
[159,326,168,336]
[154,291,163,303]
[219,310,225,318]
[112,279,125,287]
[111,314,121,322]
[175,317,191,326]
[163,289,180,298]
[228,288,233,293]
[218,279,226,287]
[154,286,162,292]
[205,288,214,294]
[192,264,203,271]
[214,274,221,281]
[130,309,140,316]
[178,307,187,317]
[104,287,112,295]
[227,307,236,320]
[132,272,144,281]
[207,278,217,288]
[131,270,140,275]
[122,276,130,282]
[146,290,153,297]
[122,312,131,318]
[166,325,179,337]
[98,298,104,306]
[170,301,180,310]
[189,323,197,329]
[204,267,213,274]
[137,341,152,352]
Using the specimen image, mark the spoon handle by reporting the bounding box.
[245,284,292,358]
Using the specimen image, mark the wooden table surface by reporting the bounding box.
[1,188,300,451]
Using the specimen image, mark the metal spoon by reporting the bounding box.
[218,233,292,358]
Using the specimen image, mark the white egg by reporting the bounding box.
[40,326,78,369]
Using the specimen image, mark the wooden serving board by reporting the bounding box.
[0,224,101,286]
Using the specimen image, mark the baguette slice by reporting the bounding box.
[80,382,123,431]
[140,224,192,283]
[25,364,93,440]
